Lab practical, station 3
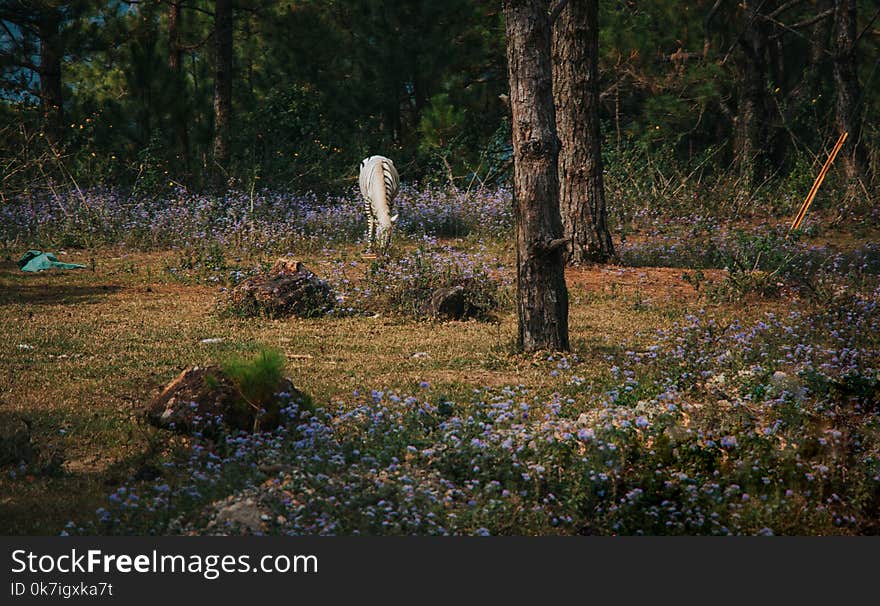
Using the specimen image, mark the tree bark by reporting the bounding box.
[832,0,869,184]
[552,0,614,264]
[503,0,569,352]
[775,0,832,157]
[734,1,771,189]
[212,0,233,189]
[37,9,63,144]
[168,0,190,176]
[810,1,833,71]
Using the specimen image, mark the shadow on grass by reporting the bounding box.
[0,282,121,306]
[0,407,172,536]
[0,441,181,535]
[0,472,110,535]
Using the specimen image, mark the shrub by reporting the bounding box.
[220,348,312,430]
[333,240,510,319]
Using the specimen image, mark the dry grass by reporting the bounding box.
[0,247,774,534]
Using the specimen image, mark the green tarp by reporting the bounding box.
[18,250,86,272]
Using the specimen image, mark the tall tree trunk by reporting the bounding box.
[801,1,833,107]
[811,1,833,70]
[37,10,63,144]
[503,0,569,352]
[734,1,770,189]
[552,0,614,264]
[212,0,233,189]
[777,1,832,155]
[832,0,869,184]
[767,17,788,170]
[169,0,189,177]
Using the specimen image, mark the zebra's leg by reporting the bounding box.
[366,210,376,250]
[363,198,372,249]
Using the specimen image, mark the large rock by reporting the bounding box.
[228,259,335,318]
[209,496,266,535]
[189,489,275,535]
[0,414,36,466]
[146,366,302,434]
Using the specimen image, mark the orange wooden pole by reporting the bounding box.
[789,131,848,233]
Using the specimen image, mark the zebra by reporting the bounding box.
[358,155,400,251]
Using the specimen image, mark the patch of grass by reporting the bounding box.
[221,348,286,405]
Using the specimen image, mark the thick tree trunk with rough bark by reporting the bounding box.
[552,0,614,264]
[212,0,233,189]
[832,0,869,184]
[37,10,63,143]
[503,0,570,352]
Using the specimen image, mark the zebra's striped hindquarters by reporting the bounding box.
[359,155,400,250]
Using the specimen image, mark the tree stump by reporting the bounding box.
[229,259,335,318]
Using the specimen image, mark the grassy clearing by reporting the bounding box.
[0,243,726,534]
[2,184,878,535]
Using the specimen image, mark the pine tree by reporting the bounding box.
[503,0,569,352]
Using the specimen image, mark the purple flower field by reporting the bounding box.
[3,185,878,535]
[67,288,879,536]
[1,185,514,252]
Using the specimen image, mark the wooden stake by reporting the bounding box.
[789,131,848,234]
